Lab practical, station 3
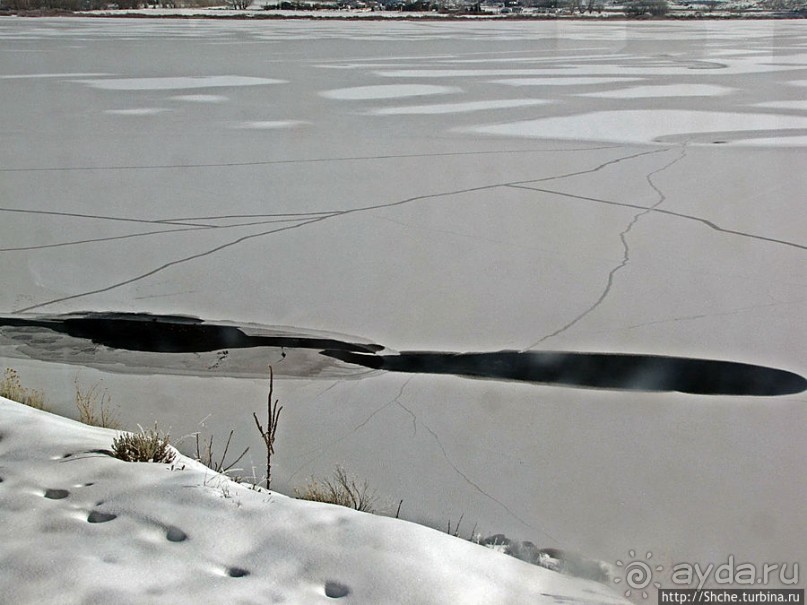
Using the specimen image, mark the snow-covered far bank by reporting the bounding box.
[0,396,628,604]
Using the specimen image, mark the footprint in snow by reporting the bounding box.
[165,526,188,542]
[325,581,351,598]
[227,567,250,578]
[87,511,117,523]
[44,488,69,499]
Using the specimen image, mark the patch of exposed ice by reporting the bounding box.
[169,94,229,103]
[767,54,807,66]
[315,63,425,70]
[578,84,735,99]
[377,69,577,78]
[465,110,807,145]
[729,135,807,147]
[76,76,286,91]
[425,54,634,66]
[753,101,807,111]
[103,108,171,116]
[320,84,462,100]
[0,72,112,79]
[231,120,309,130]
[378,59,797,79]
[494,77,643,87]
[370,99,550,115]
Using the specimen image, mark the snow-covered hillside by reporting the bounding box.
[0,396,628,604]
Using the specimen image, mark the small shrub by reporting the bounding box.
[0,368,47,410]
[112,425,176,463]
[75,379,120,429]
[295,465,379,513]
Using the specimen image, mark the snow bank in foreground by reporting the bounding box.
[0,396,627,604]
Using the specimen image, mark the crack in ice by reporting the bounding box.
[287,378,413,483]
[0,216,334,254]
[514,186,807,252]
[419,419,558,541]
[588,297,807,335]
[0,145,620,173]
[10,147,669,313]
[0,206,219,228]
[522,146,689,350]
[394,399,418,438]
[13,217,332,313]
[511,147,670,187]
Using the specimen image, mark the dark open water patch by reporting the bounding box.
[322,350,806,396]
[0,312,803,395]
[0,312,386,379]
[0,312,382,354]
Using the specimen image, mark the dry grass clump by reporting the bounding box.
[295,466,379,513]
[112,425,176,464]
[75,379,120,429]
[0,368,47,410]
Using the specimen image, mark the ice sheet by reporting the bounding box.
[1,20,804,600]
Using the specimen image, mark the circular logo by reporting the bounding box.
[614,550,663,599]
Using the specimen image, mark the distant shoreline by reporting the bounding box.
[3,8,805,20]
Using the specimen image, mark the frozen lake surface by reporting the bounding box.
[1,17,805,594]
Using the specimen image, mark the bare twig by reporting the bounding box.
[194,429,249,475]
[447,514,465,537]
[253,365,283,489]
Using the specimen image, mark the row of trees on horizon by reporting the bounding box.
[1,0,804,17]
